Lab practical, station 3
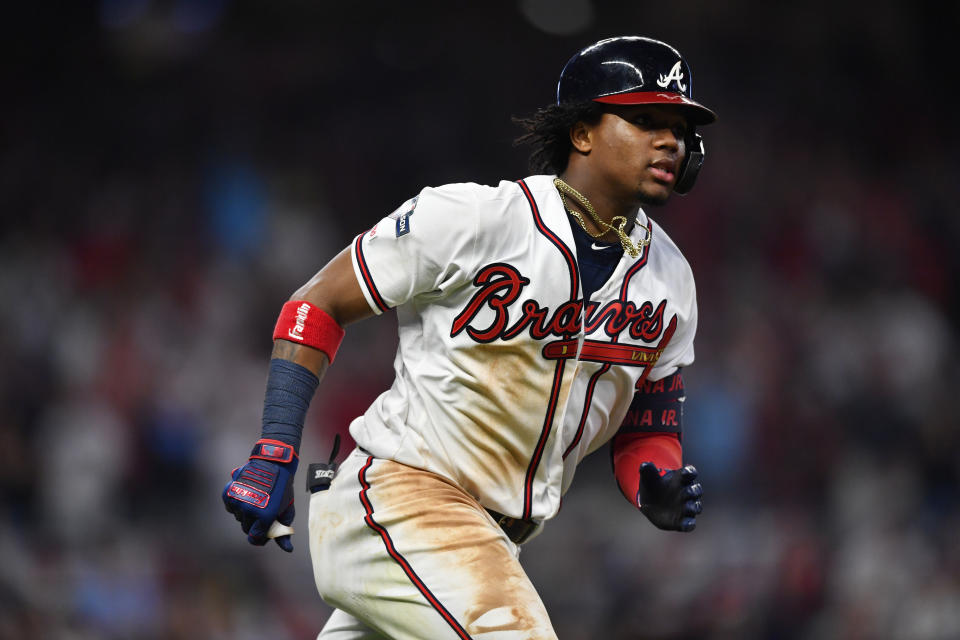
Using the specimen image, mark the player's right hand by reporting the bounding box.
[222,439,299,552]
[637,462,702,532]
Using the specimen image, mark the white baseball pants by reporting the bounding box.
[308,448,557,640]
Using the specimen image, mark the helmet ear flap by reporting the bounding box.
[673,131,704,195]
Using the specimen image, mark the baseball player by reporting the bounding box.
[223,36,715,639]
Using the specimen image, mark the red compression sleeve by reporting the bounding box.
[612,432,682,507]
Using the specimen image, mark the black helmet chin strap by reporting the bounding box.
[673,131,705,195]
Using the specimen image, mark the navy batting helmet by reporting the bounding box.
[557,36,716,194]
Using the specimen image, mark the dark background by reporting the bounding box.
[2,1,958,638]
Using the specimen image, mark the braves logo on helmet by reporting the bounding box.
[656,61,687,91]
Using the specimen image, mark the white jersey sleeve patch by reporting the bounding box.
[350,185,480,314]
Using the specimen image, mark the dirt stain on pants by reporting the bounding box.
[310,449,558,640]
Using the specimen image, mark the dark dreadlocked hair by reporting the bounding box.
[512,101,605,175]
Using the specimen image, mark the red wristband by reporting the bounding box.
[273,300,345,363]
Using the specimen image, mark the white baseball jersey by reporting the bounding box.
[349,174,697,524]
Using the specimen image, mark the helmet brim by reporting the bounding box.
[594,91,717,125]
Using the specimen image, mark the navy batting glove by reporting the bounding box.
[223,439,299,552]
[638,462,703,532]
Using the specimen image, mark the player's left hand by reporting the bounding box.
[637,462,702,532]
[222,439,299,551]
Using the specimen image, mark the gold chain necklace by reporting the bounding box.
[553,178,648,259]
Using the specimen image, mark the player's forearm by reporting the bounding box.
[271,339,332,380]
[261,301,342,448]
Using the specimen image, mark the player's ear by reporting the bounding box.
[569,120,593,153]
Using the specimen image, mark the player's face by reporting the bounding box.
[586,105,689,206]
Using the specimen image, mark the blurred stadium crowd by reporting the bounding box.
[1,2,958,639]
